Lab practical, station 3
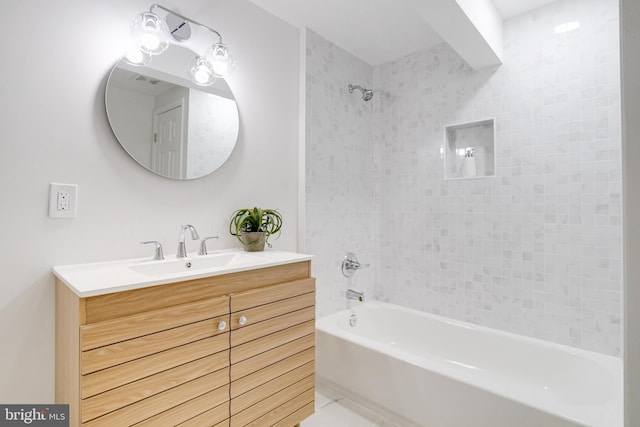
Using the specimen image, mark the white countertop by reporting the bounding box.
[53,249,313,298]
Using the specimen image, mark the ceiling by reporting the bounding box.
[491,0,559,19]
[247,0,559,65]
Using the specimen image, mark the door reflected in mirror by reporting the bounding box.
[105,45,240,180]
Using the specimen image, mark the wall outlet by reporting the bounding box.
[49,183,78,218]
[57,190,70,210]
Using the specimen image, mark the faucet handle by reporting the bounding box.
[198,236,219,256]
[141,241,164,260]
[341,252,370,277]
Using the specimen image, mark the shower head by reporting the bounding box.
[348,84,374,102]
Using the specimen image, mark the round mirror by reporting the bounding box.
[105,45,240,180]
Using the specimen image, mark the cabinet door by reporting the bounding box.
[80,295,230,426]
[229,278,316,427]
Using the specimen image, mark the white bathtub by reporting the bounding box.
[316,302,622,427]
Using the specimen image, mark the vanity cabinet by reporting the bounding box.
[229,279,316,426]
[56,260,315,427]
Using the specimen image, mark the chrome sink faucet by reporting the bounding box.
[177,224,200,258]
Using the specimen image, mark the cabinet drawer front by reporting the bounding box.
[81,296,229,351]
[231,361,314,415]
[230,278,315,313]
[82,317,229,375]
[83,337,228,398]
[85,262,311,323]
[231,338,315,388]
[231,306,314,348]
[82,357,228,423]
[82,374,228,426]
[230,375,314,427]
[136,389,229,427]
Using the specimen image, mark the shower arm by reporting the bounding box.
[348,84,373,101]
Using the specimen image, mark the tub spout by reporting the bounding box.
[346,289,364,302]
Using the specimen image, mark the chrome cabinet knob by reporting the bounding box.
[238,316,247,326]
[217,321,227,331]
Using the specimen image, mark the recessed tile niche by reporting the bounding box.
[444,118,495,179]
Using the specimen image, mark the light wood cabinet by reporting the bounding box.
[229,279,316,426]
[56,261,315,427]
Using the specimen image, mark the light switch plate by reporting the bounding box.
[49,183,78,218]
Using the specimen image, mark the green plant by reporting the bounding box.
[229,207,283,248]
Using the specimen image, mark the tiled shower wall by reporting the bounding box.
[305,30,376,317]
[306,0,622,355]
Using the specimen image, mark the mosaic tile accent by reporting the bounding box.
[306,0,621,355]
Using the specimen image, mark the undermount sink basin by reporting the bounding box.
[129,252,238,276]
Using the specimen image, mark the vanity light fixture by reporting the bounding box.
[126,4,236,84]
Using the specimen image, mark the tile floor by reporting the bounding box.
[301,388,401,427]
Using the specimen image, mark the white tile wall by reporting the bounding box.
[305,30,377,317]
[306,0,622,355]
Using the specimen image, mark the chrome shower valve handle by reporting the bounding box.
[341,252,370,277]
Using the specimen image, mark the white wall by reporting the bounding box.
[106,86,154,168]
[0,0,300,403]
[187,90,239,179]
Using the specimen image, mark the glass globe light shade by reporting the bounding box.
[205,43,236,78]
[131,12,170,55]
[188,56,216,86]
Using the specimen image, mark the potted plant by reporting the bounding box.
[229,207,283,251]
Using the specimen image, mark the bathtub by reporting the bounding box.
[316,302,622,427]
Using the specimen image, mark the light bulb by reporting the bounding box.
[194,67,210,84]
[212,61,228,77]
[124,46,151,66]
[188,56,216,86]
[140,33,161,51]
